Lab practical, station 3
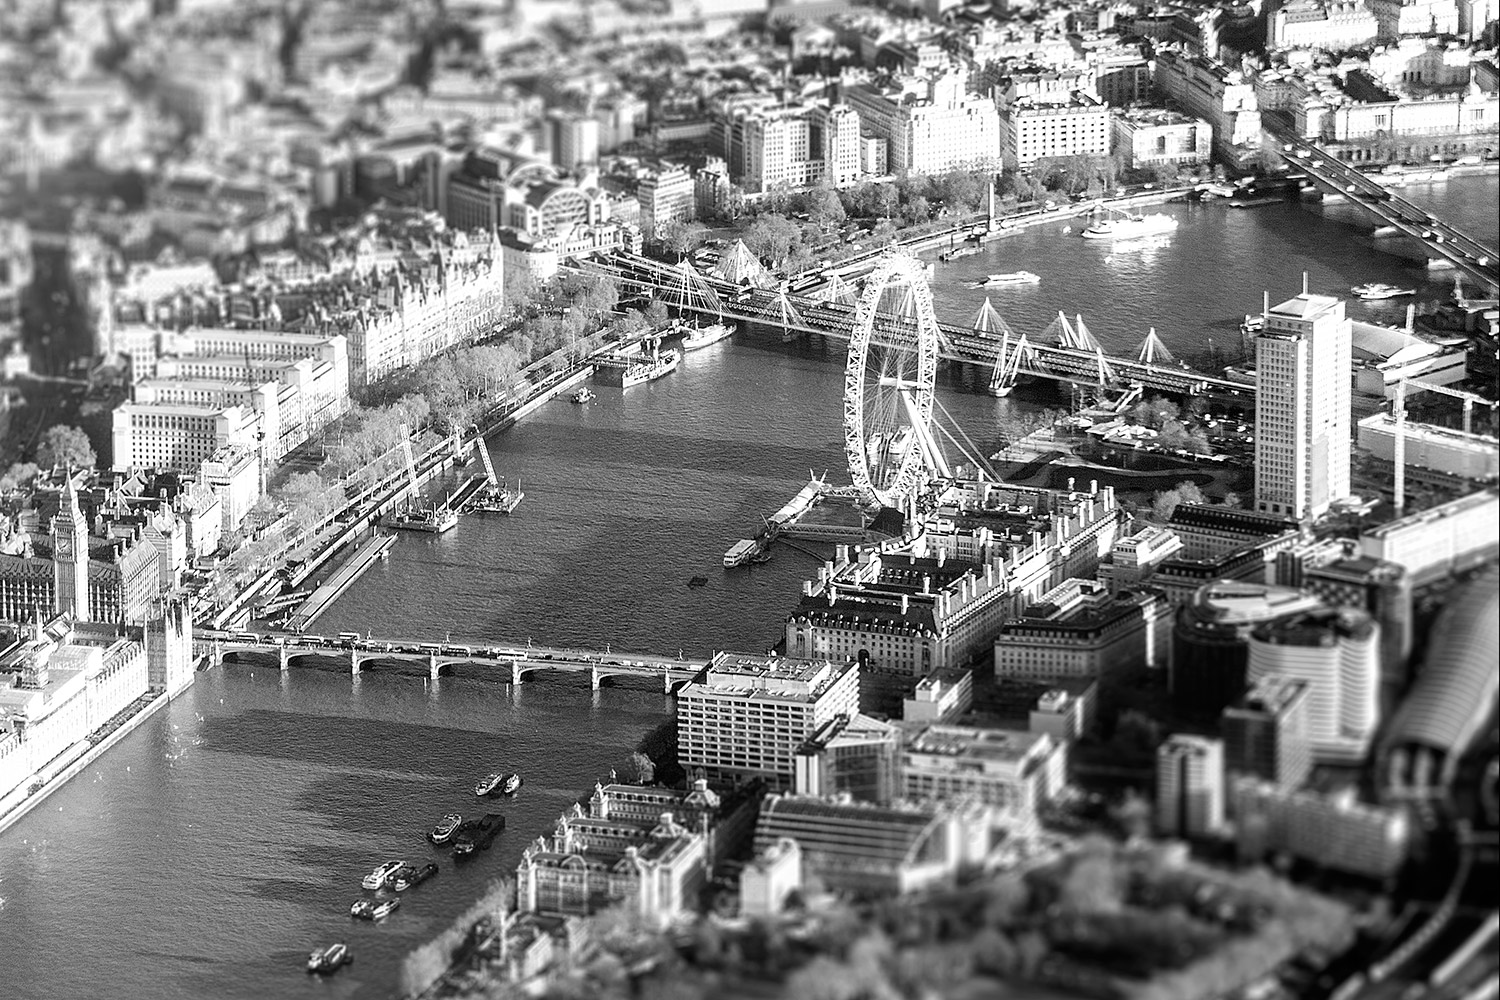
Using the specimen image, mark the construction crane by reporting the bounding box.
[398,422,419,505]
[1390,378,1499,516]
[1399,377,1499,435]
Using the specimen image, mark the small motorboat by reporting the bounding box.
[350,897,401,921]
[1351,282,1415,300]
[571,385,596,404]
[361,859,406,891]
[307,942,351,975]
[429,813,464,844]
[475,773,503,797]
[501,773,523,796]
[392,862,439,892]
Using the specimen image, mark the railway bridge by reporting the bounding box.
[590,251,1253,401]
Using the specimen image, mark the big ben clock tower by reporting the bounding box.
[51,476,89,620]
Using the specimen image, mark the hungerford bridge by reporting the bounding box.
[592,249,1251,399]
[199,633,708,692]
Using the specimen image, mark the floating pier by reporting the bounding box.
[285,533,397,631]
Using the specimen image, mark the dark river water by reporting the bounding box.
[0,175,1493,1000]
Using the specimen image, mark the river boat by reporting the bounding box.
[429,813,464,844]
[381,507,457,534]
[571,385,595,404]
[392,863,438,892]
[980,271,1041,286]
[453,813,506,858]
[1080,209,1179,241]
[475,772,504,796]
[939,245,982,262]
[502,773,523,796]
[361,859,406,890]
[681,322,733,351]
[350,897,401,921]
[621,348,680,388]
[1351,282,1415,300]
[724,538,760,567]
[307,943,350,975]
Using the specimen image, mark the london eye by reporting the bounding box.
[842,251,941,509]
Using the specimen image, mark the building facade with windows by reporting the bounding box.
[1222,674,1313,791]
[1000,93,1111,169]
[1246,607,1381,764]
[678,652,861,789]
[900,724,1067,837]
[1110,108,1213,168]
[1253,292,1352,521]
[1156,734,1226,838]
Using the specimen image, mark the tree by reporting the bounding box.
[803,184,846,230]
[1113,709,1162,759]
[743,214,802,268]
[658,219,707,257]
[36,425,96,470]
[1059,852,1122,913]
[1110,789,1154,840]
[621,751,655,784]
[0,462,40,492]
[1222,491,1242,508]
[1174,480,1207,505]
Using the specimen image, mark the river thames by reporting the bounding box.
[0,176,1494,1000]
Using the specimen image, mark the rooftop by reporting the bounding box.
[1268,292,1342,322]
[904,723,1047,764]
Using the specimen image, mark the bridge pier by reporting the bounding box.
[279,645,289,671]
[590,664,600,691]
[429,655,440,681]
[350,650,361,675]
[511,660,522,686]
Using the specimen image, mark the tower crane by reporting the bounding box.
[1390,378,1499,516]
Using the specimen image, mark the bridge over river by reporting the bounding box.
[590,250,1254,401]
[199,631,709,693]
[1271,126,1500,292]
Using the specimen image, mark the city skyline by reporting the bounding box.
[1,0,1498,999]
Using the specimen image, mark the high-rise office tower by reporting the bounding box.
[1222,674,1312,791]
[1253,291,1351,521]
[1156,734,1226,838]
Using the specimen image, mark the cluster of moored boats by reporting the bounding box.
[305,769,524,976]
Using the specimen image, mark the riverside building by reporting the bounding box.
[999,93,1111,169]
[0,479,163,626]
[1253,292,1353,521]
[677,652,860,789]
[786,483,1124,683]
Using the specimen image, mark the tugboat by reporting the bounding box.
[392,862,439,892]
[307,942,351,975]
[453,813,506,859]
[361,859,407,891]
[350,897,401,921]
[429,813,464,844]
